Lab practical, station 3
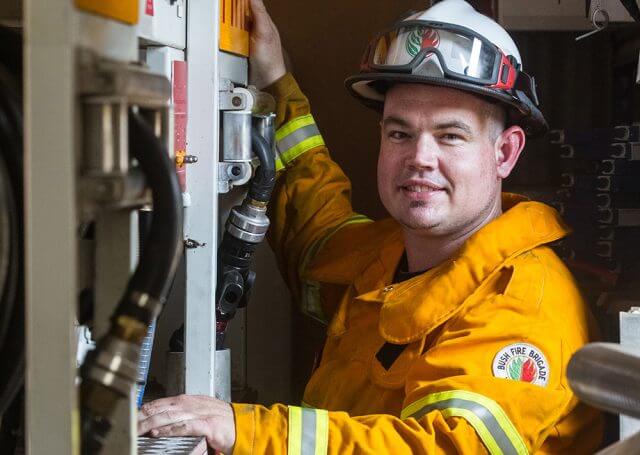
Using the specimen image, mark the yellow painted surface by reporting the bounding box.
[75,0,138,25]
[220,0,250,56]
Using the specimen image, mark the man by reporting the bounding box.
[139,0,603,453]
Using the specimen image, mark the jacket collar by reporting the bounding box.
[356,195,571,344]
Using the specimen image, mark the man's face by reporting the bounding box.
[378,83,507,238]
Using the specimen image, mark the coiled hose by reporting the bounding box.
[81,111,183,453]
[0,25,24,428]
[567,342,640,419]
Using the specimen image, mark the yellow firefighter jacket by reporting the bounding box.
[231,73,603,454]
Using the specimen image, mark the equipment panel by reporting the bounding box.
[138,0,186,49]
[76,0,139,24]
[220,0,250,56]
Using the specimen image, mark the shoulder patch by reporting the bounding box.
[492,343,549,387]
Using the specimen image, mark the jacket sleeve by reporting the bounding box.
[263,73,370,320]
[231,290,602,455]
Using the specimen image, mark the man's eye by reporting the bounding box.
[441,133,463,142]
[389,131,409,140]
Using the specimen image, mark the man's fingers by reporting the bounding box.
[139,399,174,420]
[138,409,195,436]
[149,418,210,439]
[249,0,266,14]
[249,0,273,36]
[139,395,208,418]
[139,394,191,419]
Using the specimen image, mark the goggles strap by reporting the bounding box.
[513,71,539,106]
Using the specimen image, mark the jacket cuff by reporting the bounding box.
[231,402,289,454]
[263,72,299,103]
[231,403,256,454]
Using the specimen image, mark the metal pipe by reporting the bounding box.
[596,430,640,455]
[567,342,640,419]
[222,110,252,162]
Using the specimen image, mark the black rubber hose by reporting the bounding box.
[114,112,183,324]
[567,342,640,419]
[80,112,183,453]
[0,26,22,351]
[248,128,276,203]
[0,25,24,423]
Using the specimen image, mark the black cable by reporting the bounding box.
[81,111,183,453]
[114,111,183,324]
[0,25,23,412]
[248,128,276,203]
[0,25,24,454]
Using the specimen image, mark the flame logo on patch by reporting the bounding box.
[508,357,537,383]
[492,343,550,387]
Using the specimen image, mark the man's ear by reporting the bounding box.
[495,125,526,179]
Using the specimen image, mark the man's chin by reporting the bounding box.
[398,215,443,232]
[400,205,446,229]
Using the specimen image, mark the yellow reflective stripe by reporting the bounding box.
[276,114,316,141]
[441,408,502,455]
[275,114,326,171]
[276,135,325,172]
[287,406,329,455]
[315,409,329,455]
[302,280,324,322]
[288,406,303,455]
[401,390,528,455]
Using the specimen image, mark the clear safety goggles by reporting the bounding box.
[361,20,537,100]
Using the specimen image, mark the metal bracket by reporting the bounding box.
[77,50,171,222]
[219,86,253,111]
[218,162,252,194]
[219,78,275,114]
[219,78,254,111]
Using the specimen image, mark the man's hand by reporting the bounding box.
[249,0,286,89]
[138,394,236,454]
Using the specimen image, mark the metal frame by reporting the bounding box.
[184,0,220,396]
[25,1,141,452]
[24,0,79,452]
[620,309,640,439]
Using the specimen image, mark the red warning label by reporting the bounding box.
[145,0,154,16]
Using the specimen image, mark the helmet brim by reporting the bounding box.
[345,73,548,137]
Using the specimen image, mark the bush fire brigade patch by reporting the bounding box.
[492,343,549,387]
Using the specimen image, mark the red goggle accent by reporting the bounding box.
[489,53,518,91]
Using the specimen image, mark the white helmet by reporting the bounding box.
[345,0,547,135]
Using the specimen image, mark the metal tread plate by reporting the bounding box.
[137,436,207,454]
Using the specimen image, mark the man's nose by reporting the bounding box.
[406,136,438,170]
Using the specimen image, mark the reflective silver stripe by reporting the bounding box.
[409,399,523,455]
[277,123,322,155]
[288,406,329,455]
[301,407,317,455]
